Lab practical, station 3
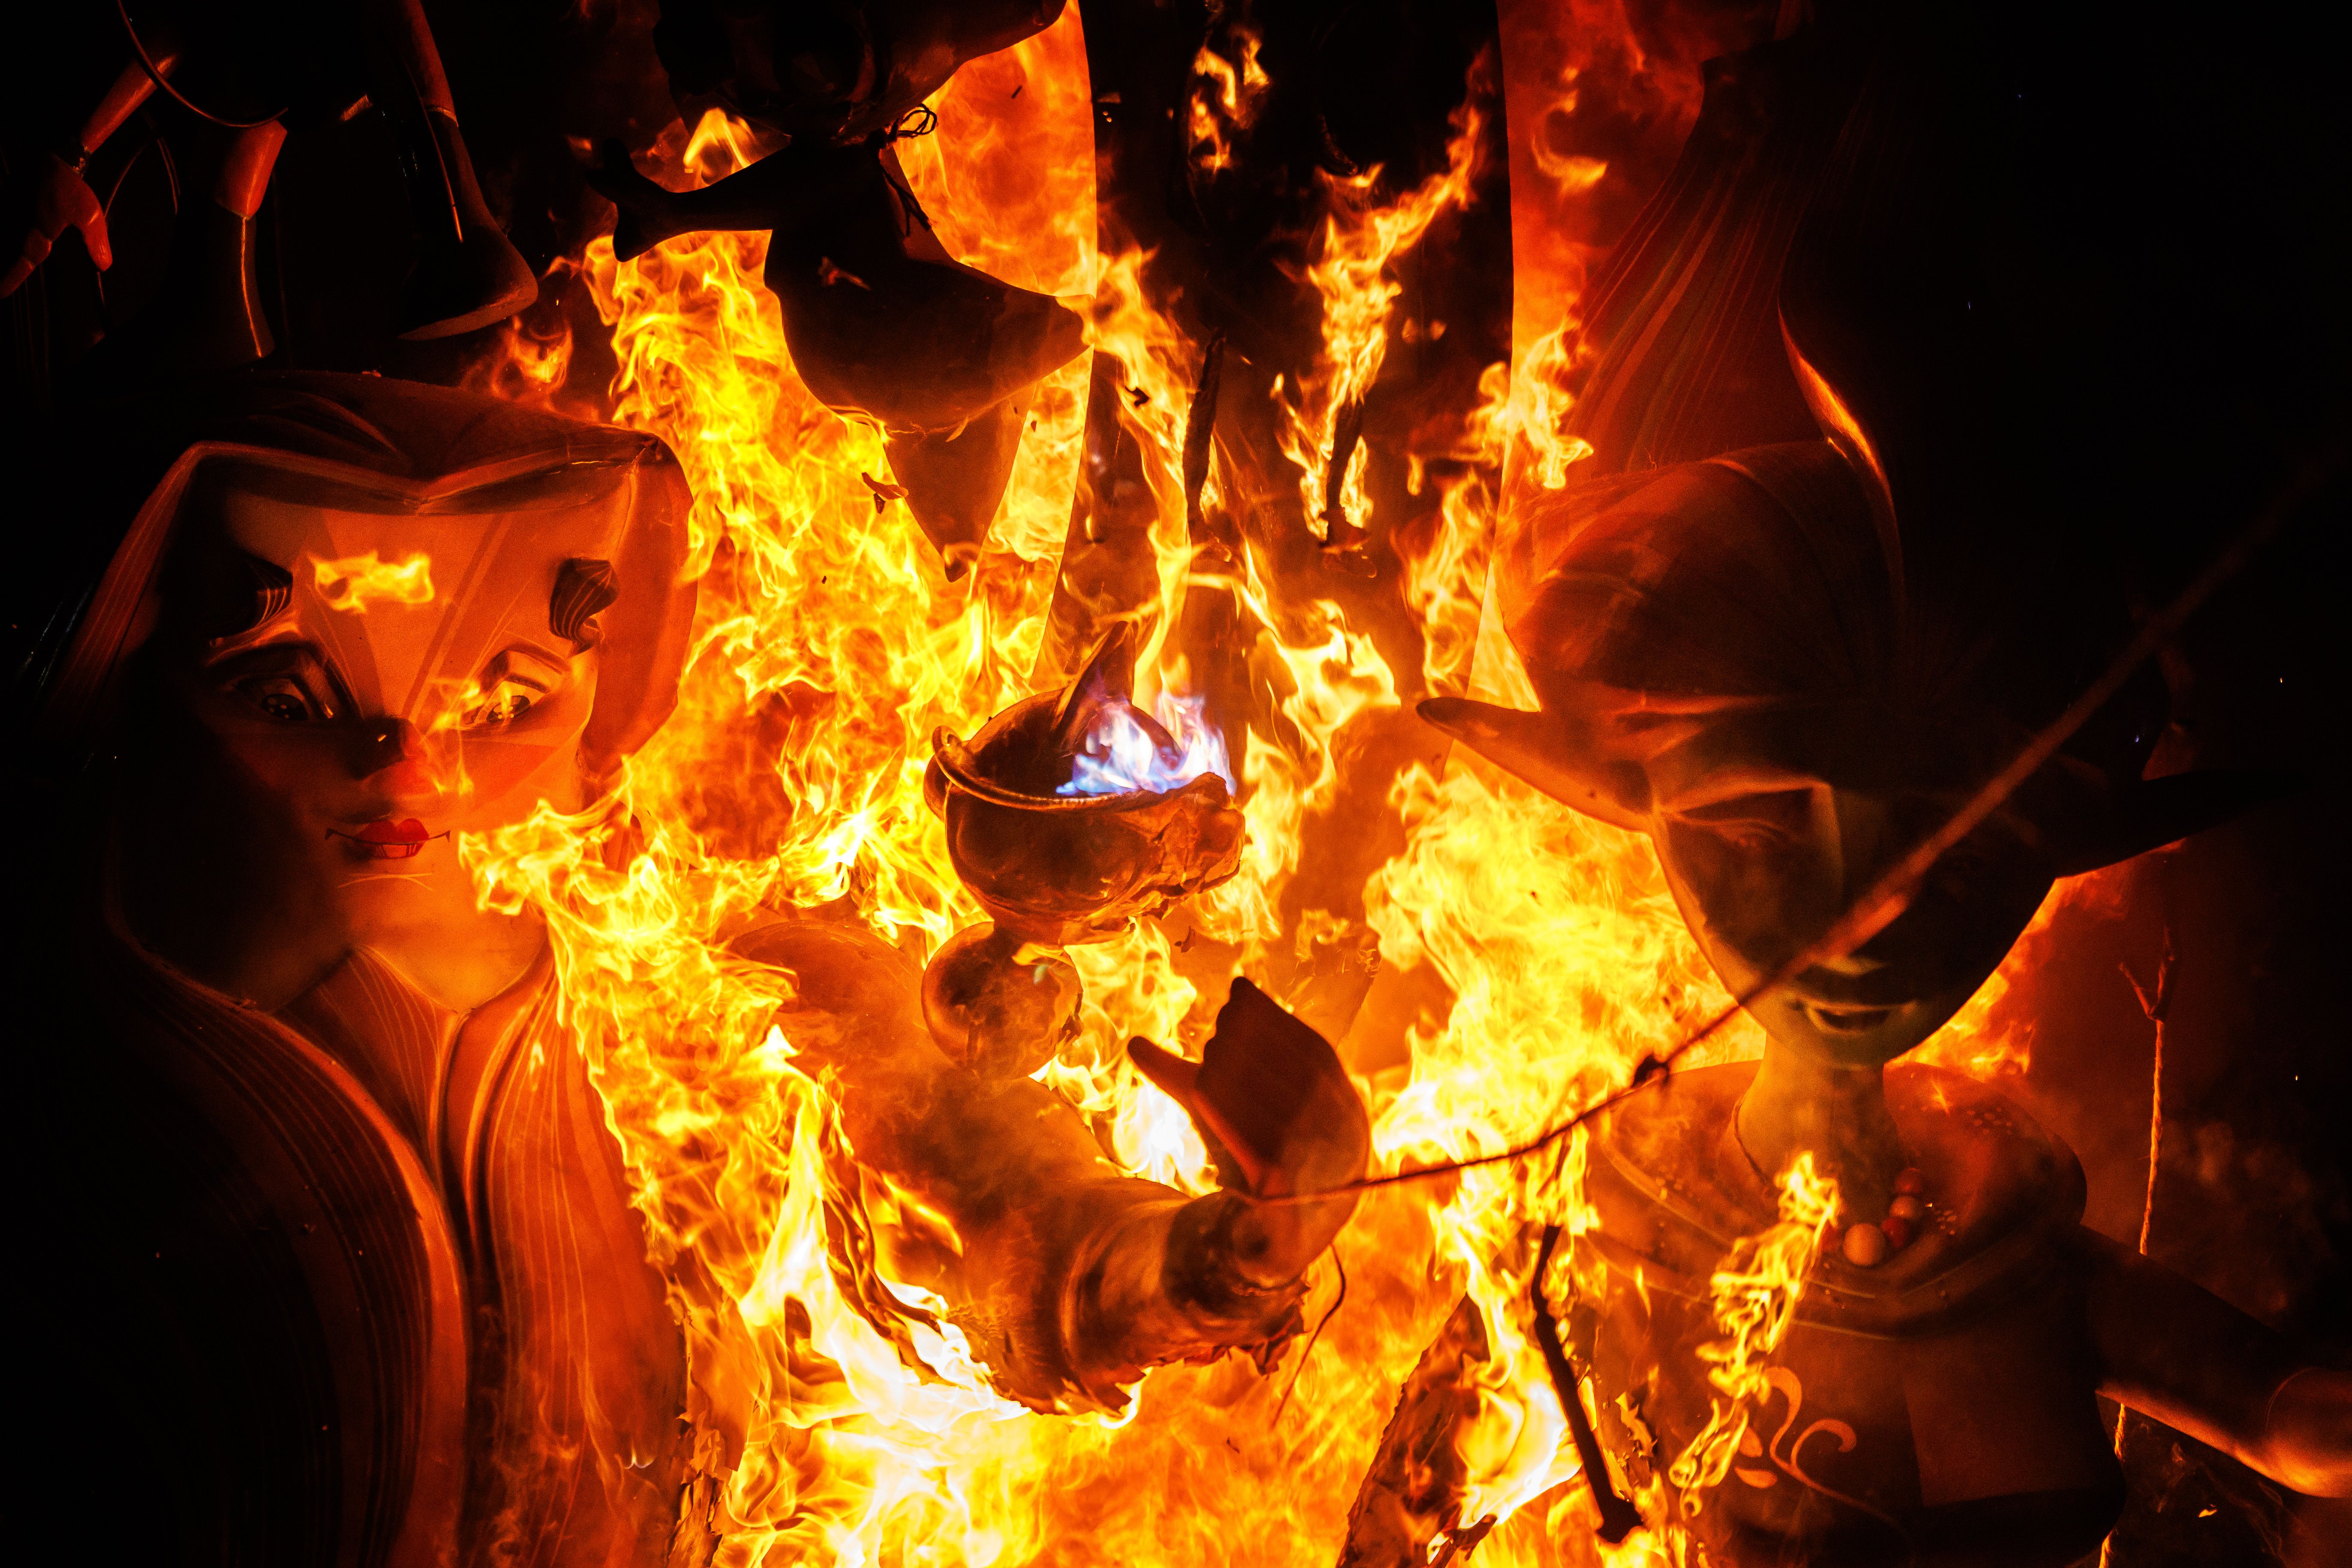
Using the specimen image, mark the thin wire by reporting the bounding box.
[877,103,941,235]
[1270,1248,1348,1428]
[885,104,939,142]
[1239,428,2345,1212]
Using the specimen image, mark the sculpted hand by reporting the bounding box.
[1130,977,1370,1288]
[2,153,110,297]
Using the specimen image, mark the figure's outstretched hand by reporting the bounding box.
[2084,1227,2352,1498]
[2,153,109,297]
[1130,977,1370,1287]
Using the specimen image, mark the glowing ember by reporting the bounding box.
[1056,688,1233,797]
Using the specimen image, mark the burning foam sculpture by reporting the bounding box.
[920,621,1242,1073]
[19,373,701,1564]
[14,372,1364,1563]
[1417,442,2350,1564]
[588,0,1088,578]
[1354,13,2352,1566]
[874,618,1365,1414]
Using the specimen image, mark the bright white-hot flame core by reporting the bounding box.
[1057,689,1234,797]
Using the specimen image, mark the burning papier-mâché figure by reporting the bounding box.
[1425,435,2352,1564]
[587,0,1088,579]
[1380,13,2352,1567]
[14,373,1364,1566]
[1,0,537,376]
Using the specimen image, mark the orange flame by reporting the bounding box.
[1665,1152,1843,1512]
[1187,23,1269,176]
[1278,80,1490,543]
[310,549,434,612]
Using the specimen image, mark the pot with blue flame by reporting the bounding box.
[925,624,1244,948]
[920,627,1243,1076]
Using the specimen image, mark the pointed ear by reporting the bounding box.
[2050,770,2297,876]
[1417,697,1650,831]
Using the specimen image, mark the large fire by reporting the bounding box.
[458,6,2070,1563]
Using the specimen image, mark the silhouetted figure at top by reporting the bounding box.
[589,0,1089,577]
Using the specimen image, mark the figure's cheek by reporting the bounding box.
[451,734,574,819]
[1662,833,1819,966]
[447,706,595,825]
[208,728,362,828]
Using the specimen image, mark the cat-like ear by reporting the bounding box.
[2047,770,2294,876]
[1417,696,1651,831]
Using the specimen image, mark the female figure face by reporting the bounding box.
[122,469,630,1008]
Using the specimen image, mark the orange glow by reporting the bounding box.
[1917,862,2137,1082]
[310,549,434,612]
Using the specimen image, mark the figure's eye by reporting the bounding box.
[468,679,540,727]
[236,675,328,724]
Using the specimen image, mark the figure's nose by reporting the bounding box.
[356,718,442,800]
[1828,790,1903,910]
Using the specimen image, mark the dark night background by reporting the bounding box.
[3,2,2345,1562]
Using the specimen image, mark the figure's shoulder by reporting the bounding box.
[1583,1060,1771,1284]
[1882,1062,2086,1242]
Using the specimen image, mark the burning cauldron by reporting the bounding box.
[920,626,1242,1071]
[924,626,1242,946]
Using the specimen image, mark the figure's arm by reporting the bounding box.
[1,50,178,295]
[734,919,1364,1412]
[2079,1225,2352,1496]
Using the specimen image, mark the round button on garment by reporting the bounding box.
[1842,1221,1890,1267]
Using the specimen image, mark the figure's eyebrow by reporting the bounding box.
[201,635,326,675]
[1674,788,1817,823]
[202,639,359,715]
[1656,774,1827,813]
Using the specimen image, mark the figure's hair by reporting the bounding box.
[220,553,295,639]
[1505,440,2162,799]
[550,558,619,646]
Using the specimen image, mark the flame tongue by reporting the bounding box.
[1055,689,1233,797]
[445,3,2026,1558]
[1045,624,1234,798]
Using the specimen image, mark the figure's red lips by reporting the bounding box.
[330,818,437,860]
